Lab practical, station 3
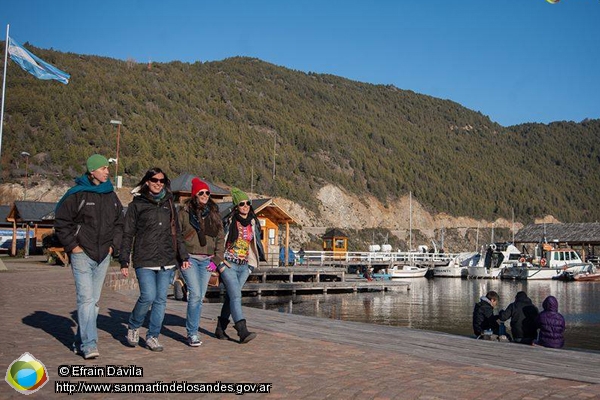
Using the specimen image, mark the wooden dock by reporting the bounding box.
[205,267,410,296]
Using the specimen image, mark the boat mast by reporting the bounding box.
[409,191,412,252]
[511,208,515,244]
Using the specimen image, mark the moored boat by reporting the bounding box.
[467,243,522,279]
[387,264,429,279]
[432,252,478,278]
[501,243,595,280]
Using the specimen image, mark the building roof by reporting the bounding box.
[170,173,229,197]
[323,228,348,239]
[218,198,298,225]
[7,201,57,223]
[515,223,600,245]
[0,205,11,226]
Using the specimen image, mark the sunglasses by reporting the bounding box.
[238,201,252,207]
[148,177,166,184]
[196,190,211,196]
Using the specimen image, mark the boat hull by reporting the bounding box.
[432,265,467,277]
[467,266,502,279]
[387,265,429,279]
[501,263,593,280]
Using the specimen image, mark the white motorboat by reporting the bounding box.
[387,264,429,279]
[432,252,478,278]
[467,243,523,279]
[501,243,594,280]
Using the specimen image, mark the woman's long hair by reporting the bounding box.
[136,167,171,197]
[187,193,222,233]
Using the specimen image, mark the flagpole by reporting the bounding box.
[0,24,9,163]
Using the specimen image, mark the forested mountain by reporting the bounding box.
[2,42,599,223]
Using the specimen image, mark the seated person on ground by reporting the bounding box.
[472,290,500,338]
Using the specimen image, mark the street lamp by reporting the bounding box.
[110,119,122,188]
[20,151,30,200]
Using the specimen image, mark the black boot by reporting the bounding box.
[234,319,257,344]
[215,317,230,340]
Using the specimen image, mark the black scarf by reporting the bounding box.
[227,212,253,247]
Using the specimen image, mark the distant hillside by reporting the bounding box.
[2,42,599,223]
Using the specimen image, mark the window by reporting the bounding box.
[268,228,276,245]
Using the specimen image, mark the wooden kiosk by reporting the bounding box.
[322,228,348,260]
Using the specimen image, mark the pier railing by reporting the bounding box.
[283,250,461,268]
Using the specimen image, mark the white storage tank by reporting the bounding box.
[381,244,393,252]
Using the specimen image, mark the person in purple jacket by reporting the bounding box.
[534,295,565,349]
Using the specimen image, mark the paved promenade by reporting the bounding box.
[1,256,600,399]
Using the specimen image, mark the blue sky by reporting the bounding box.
[1,0,599,126]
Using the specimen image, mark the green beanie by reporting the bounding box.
[231,187,249,205]
[86,154,109,173]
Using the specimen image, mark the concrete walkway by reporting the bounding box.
[1,256,600,399]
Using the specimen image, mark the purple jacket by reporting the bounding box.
[535,296,565,349]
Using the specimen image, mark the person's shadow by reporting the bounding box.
[22,311,76,351]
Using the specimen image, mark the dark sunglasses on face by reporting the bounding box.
[197,190,210,196]
[149,177,166,184]
[238,201,251,207]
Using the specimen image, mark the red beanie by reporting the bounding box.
[191,177,209,196]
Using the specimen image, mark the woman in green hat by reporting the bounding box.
[216,187,265,343]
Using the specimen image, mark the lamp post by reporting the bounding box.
[110,119,122,187]
[20,151,30,200]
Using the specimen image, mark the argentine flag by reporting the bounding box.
[7,36,70,84]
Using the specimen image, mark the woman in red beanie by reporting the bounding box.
[178,177,225,347]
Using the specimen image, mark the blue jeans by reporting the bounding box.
[219,264,252,323]
[129,267,174,338]
[70,252,110,353]
[180,258,211,337]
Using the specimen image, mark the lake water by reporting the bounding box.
[241,278,600,352]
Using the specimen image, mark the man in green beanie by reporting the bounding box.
[55,154,124,359]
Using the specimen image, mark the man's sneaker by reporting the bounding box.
[83,348,100,359]
[187,335,202,347]
[72,342,81,355]
[126,328,139,347]
[146,337,163,352]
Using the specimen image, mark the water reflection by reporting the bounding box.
[241,279,600,352]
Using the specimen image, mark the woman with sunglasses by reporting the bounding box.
[217,187,266,343]
[178,178,225,347]
[120,168,189,352]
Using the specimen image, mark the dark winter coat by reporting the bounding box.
[535,296,565,349]
[119,192,188,268]
[499,291,539,342]
[473,296,499,336]
[178,202,225,265]
[55,189,124,263]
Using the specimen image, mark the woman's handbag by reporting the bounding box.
[208,272,220,287]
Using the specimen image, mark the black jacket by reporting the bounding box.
[119,192,189,268]
[499,291,539,341]
[55,190,124,263]
[472,297,499,336]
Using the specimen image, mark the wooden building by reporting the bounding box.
[219,198,298,266]
[5,201,56,256]
[514,222,600,262]
[322,228,348,259]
